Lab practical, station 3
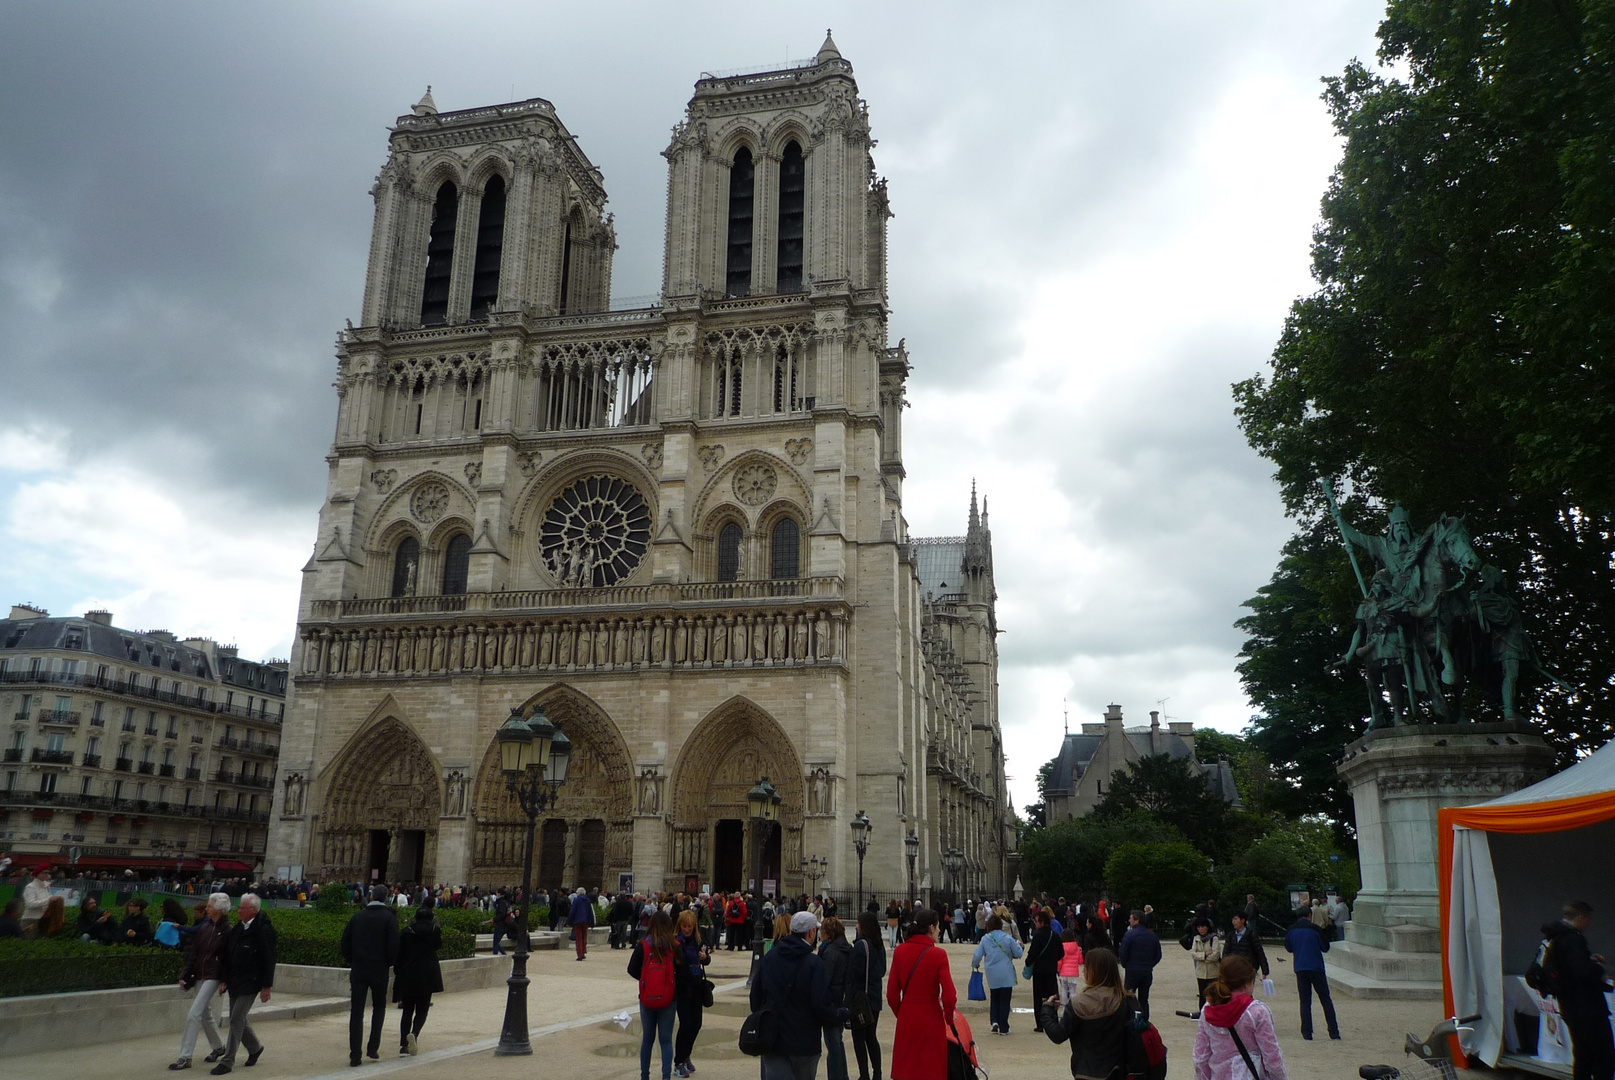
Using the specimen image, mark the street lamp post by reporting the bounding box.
[803,855,825,898]
[746,776,781,984]
[904,830,919,909]
[944,847,963,920]
[849,811,872,911]
[493,706,572,1057]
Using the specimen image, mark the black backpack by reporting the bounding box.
[1525,937,1562,998]
[739,955,807,1057]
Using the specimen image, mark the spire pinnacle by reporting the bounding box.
[412,86,438,117]
[968,480,979,531]
[816,29,842,64]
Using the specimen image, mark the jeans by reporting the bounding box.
[178,979,224,1059]
[1295,970,1339,1038]
[825,1023,850,1080]
[221,993,261,1067]
[674,986,704,1065]
[1125,969,1153,1023]
[989,986,1013,1032]
[491,924,506,955]
[398,999,431,1048]
[613,921,630,948]
[640,1003,676,1080]
[349,975,388,1059]
[850,1012,882,1080]
[761,1053,822,1080]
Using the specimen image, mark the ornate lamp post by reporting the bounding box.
[804,855,826,898]
[849,810,872,910]
[746,776,781,983]
[493,705,571,1057]
[904,830,919,907]
[944,847,964,916]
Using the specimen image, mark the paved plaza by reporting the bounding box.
[4,940,1465,1080]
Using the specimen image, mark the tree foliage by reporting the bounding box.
[1023,757,1056,829]
[1019,812,1184,900]
[1104,842,1214,930]
[1093,753,1233,853]
[1234,0,1615,773]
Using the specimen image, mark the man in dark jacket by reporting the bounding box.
[1542,901,1613,1080]
[77,896,119,944]
[1116,910,1162,1022]
[121,896,154,945]
[340,884,401,1067]
[1284,910,1339,1040]
[610,891,636,949]
[1224,911,1270,979]
[213,893,274,1075]
[567,887,594,960]
[750,911,846,1080]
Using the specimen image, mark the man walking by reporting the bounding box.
[212,893,274,1075]
[169,892,232,1070]
[1541,900,1613,1080]
[1285,907,1341,1040]
[568,886,594,960]
[1117,909,1162,1022]
[341,884,401,1067]
[750,911,843,1080]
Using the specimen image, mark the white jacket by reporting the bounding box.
[22,879,52,920]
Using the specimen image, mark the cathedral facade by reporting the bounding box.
[266,35,1011,902]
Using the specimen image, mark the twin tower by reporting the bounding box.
[271,35,1010,902]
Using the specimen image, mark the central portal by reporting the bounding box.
[714,819,744,892]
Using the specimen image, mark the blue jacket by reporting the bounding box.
[568,893,595,926]
[1285,918,1329,972]
[1116,925,1162,972]
[972,929,1024,990]
[749,933,839,1056]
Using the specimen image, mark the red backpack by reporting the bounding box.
[1126,1009,1168,1080]
[638,941,677,1009]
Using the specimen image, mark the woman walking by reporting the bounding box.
[169,893,231,1070]
[671,910,708,1078]
[1192,956,1288,1080]
[393,897,443,1055]
[850,910,888,1080]
[1056,926,1085,1005]
[628,909,680,1080]
[886,899,901,946]
[1026,910,1062,1033]
[971,915,1024,1035]
[887,909,955,1080]
[1039,948,1135,1080]
[819,916,855,1080]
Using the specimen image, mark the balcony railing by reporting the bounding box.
[89,716,105,727]
[82,754,102,768]
[218,737,279,757]
[185,767,202,780]
[2,749,22,762]
[311,579,829,621]
[136,761,155,775]
[158,764,176,777]
[214,770,235,784]
[236,775,274,790]
[13,712,31,722]
[0,670,280,721]
[114,758,133,772]
[190,734,204,743]
[38,711,80,726]
[31,749,75,765]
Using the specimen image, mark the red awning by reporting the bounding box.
[205,860,255,872]
[76,812,95,821]
[68,855,211,871]
[31,809,53,819]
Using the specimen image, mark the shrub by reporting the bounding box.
[0,938,183,997]
[1103,841,1213,931]
[313,883,356,914]
[1020,812,1186,899]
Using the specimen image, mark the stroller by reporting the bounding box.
[946,1011,988,1080]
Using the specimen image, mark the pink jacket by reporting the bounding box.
[1192,995,1287,1080]
[1057,940,1084,977]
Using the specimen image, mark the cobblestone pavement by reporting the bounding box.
[11,940,1469,1080]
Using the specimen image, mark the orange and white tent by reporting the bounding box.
[1440,739,1615,1067]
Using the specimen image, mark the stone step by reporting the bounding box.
[1329,940,1442,983]
[1326,956,1443,1000]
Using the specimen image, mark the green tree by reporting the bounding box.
[1019,812,1184,900]
[1192,728,1249,761]
[1104,841,1213,930]
[1233,0,1615,762]
[1023,757,1056,829]
[1093,754,1232,854]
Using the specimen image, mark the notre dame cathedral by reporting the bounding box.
[266,33,1012,902]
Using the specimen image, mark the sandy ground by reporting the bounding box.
[8,938,1514,1080]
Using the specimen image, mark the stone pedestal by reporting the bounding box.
[1329,722,1553,999]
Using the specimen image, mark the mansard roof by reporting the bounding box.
[1,615,213,679]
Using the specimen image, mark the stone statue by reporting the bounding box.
[283,773,305,817]
[444,770,466,816]
[637,769,661,814]
[402,559,417,597]
[808,768,832,815]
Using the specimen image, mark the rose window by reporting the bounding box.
[540,475,652,587]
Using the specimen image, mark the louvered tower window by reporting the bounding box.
[717,523,743,582]
[469,176,505,320]
[725,147,755,297]
[776,142,805,293]
[558,216,574,314]
[419,182,459,326]
[771,519,800,579]
[390,536,420,597]
[441,533,472,595]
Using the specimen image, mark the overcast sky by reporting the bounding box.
[0,1,1385,813]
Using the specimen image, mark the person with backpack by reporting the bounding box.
[393,896,443,1056]
[850,910,888,1080]
[1189,917,1225,1014]
[1537,900,1613,1080]
[972,914,1025,1034]
[1283,909,1339,1040]
[1192,955,1288,1080]
[749,911,846,1080]
[671,909,709,1078]
[630,909,682,1080]
[820,916,856,1080]
[1039,948,1138,1080]
[726,893,748,951]
[888,908,957,1080]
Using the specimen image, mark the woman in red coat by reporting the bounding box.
[886,909,957,1080]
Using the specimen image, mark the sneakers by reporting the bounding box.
[674,1065,692,1078]
[685,1063,696,1074]
[989,1023,999,1033]
[406,1033,418,1056]
[168,1059,192,1071]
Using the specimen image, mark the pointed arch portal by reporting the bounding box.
[316,715,442,883]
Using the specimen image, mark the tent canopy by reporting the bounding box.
[1441,739,1615,1068]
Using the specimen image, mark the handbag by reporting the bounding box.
[847,939,876,1030]
[1229,1026,1262,1080]
[700,977,715,1009]
[1023,930,1053,981]
[967,970,986,1001]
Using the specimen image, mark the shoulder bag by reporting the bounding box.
[847,939,877,1030]
[987,932,1018,983]
[1022,930,1053,981]
[1229,1026,1262,1080]
[739,953,807,1056]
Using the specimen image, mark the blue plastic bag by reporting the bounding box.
[155,920,180,947]
[967,970,986,1001]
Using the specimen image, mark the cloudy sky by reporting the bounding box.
[0,1,1385,813]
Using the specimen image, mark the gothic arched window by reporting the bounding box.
[725,147,755,297]
[776,141,805,293]
[770,518,800,580]
[441,533,472,595]
[469,175,506,320]
[717,522,743,582]
[390,536,420,598]
[419,181,459,326]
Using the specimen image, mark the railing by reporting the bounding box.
[89,716,105,727]
[113,758,132,772]
[236,775,274,790]
[144,727,159,736]
[122,723,136,732]
[312,579,830,620]
[137,761,155,775]
[82,754,102,768]
[39,711,81,726]
[191,734,204,742]
[185,767,201,780]
[2,749,21,763]
[0,670,277,717]
[31,749,75,765]
[13,712,30,722]
[158,764,176,777]
[214,770,235,784]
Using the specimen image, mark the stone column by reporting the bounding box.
[1330,721,1553,998]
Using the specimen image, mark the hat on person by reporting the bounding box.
[790,911,819,934]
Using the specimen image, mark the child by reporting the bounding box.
[1056,925,1085,1004]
